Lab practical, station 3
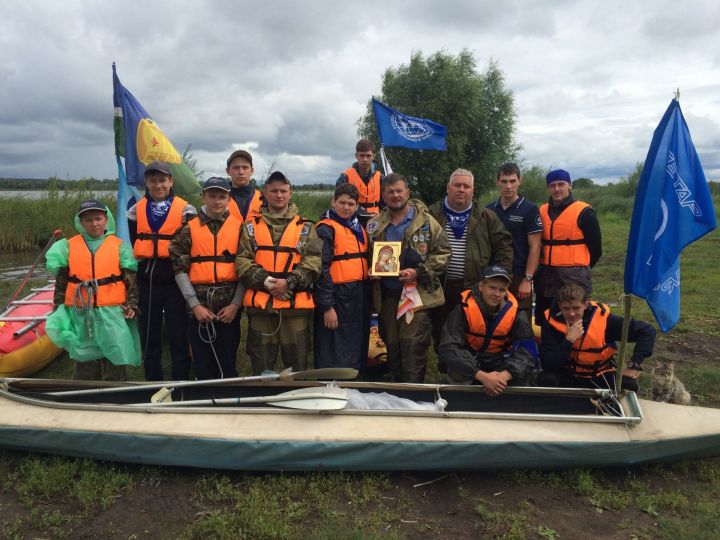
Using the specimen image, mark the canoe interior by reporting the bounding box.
[5,379,607,417]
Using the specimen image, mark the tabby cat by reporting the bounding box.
[650,362,691,405]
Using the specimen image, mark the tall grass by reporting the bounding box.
[0,189,117,252]
[0,189,331,252]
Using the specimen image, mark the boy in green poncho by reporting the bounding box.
[45,200,141,380]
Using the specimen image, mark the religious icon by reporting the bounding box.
[370,241,402,277]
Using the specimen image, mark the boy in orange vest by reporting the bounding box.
[45,200,141,380]
[226,149,263,220]
[127,161,196,380]
[169,177,244,380]
[336,139,384,225]
[438,266,536,395]
[313,183,371,372]
[540,283,655,392]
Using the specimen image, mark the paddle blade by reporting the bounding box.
[269,386,349,410]
[151,387,173,403]
[285,368,359,381]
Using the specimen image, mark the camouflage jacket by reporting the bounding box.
[366,199,451,312]
[169,209,244,311]
[235,203,322,312]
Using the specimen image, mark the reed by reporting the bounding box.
[0,190,331,253]
[0,190,117,252]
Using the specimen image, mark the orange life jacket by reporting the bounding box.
[188,215,241,285]
[461,289,518,353]
[227,190,262,221]
[133,195,187,259]
[345,167,381,214]
[539,201,591,266]
[65,234,126,307]
[242,215,315,309]
[317,218,368,283]
[545,302,617,378]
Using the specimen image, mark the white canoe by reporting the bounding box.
[0,378,718,470]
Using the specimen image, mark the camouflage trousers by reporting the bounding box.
[73,359,126,381]
[378,290,432,383]
[246,310,311,375]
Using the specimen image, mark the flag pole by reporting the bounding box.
[614,294,633,396]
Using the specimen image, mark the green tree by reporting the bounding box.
[358,50,518,202]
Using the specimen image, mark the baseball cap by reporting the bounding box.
[265,171,291,186]
[202,177,231,192]
[77,199,107,216]
[481,265,511,283]
[144,160,172,176]
[546,169,571,185]
[226,149,253,167]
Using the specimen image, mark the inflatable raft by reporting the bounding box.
[0,284,62,376]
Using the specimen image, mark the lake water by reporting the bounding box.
[0,190,116,200]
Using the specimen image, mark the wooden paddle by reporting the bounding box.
[47,367,359,398]
[133,386,349,411]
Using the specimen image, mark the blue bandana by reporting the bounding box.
[328,210,365,244]
[146,195,174,233]
[443,198,472,239]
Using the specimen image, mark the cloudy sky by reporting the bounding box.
[1,0,718,185]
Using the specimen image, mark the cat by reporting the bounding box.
[650,362,691,406]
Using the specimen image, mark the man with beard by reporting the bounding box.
[366,173,450,383]
[534,169,602,327]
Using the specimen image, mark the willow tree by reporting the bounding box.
[358,50,518,202]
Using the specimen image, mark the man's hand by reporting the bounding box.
[565,319,584,343]
[269,278,289,298]
[517,279,532,299]
[399,268,417,284]
[192,304,216,322]
[621,367,641,380]
[122,305,137,319]
[216,303,240,324]
[475,370,511,397]
[324,308,339,330]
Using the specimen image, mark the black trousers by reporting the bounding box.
[187,315,241,380]
[538,369,639,392]
[138,279,190,381]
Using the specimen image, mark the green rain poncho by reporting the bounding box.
[45,206,141,366]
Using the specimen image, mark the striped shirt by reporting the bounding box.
[444,221,467,279]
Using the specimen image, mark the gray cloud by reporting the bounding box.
[0,0,719,185]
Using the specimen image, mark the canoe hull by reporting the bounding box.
[0,385,718,470]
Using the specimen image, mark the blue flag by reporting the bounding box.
[372,98,447,151]
[624,99,717,331]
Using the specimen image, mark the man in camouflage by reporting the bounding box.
[236,171,323,374]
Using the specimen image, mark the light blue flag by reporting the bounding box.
[372,98,447,151]
[624,99,717,331]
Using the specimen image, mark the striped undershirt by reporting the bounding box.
[444,221,467,279]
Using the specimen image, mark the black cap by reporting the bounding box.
[77,199,107,216]
[226,149,253,167]
[265,171,291,186]
[202,177,231,192]
[481,265,511,283]
[144,160,172,176]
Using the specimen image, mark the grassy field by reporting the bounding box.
[0,189,719,538]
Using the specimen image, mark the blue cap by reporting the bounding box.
[546,169,571,185]
[481,265,511,283]
[202,177,231,192]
